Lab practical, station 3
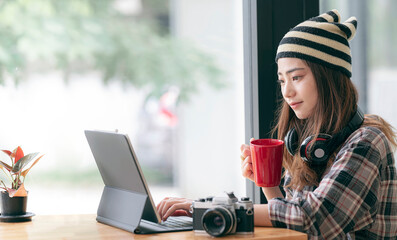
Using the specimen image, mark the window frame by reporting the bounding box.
[242,0,319,203]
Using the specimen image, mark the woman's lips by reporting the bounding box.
[289,101,303,109]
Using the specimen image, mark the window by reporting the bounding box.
[0,0,245,214]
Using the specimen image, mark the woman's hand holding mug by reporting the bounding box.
[241,138,285,200]
[240,138,255,182]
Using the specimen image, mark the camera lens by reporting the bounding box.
[202,207,235,237]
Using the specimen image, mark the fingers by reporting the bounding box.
[172,210,190,216]
[157,197,179,219]
[156,197,169,217]
[241,156,254,182]
[240,139,254,182]
[240,143,248,152]
[241,156,252,175]
[240,146,251,163]
[240,145,249,161]
[240,138,255,156]
[162,202,191,221]
[157,198,192,221]
[239,139,256,183]
[241,148,251,159]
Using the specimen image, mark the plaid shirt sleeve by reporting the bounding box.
[268,126,397,239]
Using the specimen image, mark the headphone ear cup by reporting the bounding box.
[285,128,299,156]
[300,134,332,166]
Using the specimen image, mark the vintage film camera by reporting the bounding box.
[192,192,254,237]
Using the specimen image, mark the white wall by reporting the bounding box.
[171,0,246,199]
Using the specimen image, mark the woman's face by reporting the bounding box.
[277,58,318,119]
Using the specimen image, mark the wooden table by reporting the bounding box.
[0,214,307,240]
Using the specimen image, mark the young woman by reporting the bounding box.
[158,10,397,239]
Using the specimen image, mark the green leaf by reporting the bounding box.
[12,152,39,173]
[0,0,224,103]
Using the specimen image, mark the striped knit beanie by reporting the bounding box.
[275,9,357,77]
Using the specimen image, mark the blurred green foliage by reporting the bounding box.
[0,0,224,101]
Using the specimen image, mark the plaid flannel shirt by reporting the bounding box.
[269,126,397,239]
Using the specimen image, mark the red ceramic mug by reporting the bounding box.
[250,139,284,187]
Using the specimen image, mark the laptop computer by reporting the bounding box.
[84,130,193,234]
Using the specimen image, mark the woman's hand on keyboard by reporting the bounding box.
[157,197,193,221]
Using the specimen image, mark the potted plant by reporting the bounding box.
[0,146,43,222]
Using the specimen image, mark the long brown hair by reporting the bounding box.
[272,60,397,190]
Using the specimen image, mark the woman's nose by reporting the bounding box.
[282,81,295,98]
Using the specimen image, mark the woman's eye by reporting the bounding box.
[292,76,301,81]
